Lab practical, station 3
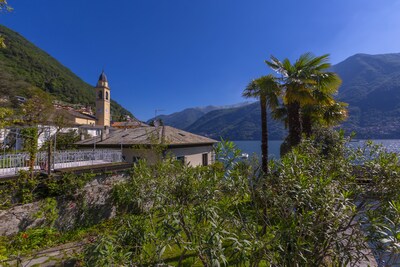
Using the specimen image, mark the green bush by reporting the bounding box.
[103,138,400,266]
[1,136,399,266]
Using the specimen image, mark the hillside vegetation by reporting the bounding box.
[0,25,132,119]
[333,53,400,138]
[186,102,285,140]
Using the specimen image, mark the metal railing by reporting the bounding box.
[0,149,122,177]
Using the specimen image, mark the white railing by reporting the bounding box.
[0,149,122,177]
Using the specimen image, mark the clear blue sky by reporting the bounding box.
[2,0,400,120]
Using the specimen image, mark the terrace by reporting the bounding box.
[0,149,123,178]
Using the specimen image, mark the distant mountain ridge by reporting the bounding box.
[148,102,253,130]
[185,102,286,140]
[0,25,133,119]
[152,52,400,140]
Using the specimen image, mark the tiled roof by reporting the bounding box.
[47,108,96,126]
[76,126,217,146]
[66,109,96,120]
[111,120,148,128]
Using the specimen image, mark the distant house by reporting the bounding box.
[61,109,97,126]
[76,125,217,167]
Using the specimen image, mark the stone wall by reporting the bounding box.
[0,173,128,236]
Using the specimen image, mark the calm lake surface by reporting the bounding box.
[233,140,400,159]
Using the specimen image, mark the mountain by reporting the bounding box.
[148,102,252,130]
[155,53,400,140]
[0,25,132,119]
[332,53,400,138]
[185,102,285,140]
[150,108,206,130]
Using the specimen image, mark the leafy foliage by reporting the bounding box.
[0,107,14,128]
[40,130,81,151]
[0,137,399,265]
[0,0,12,12]
[82,138,400,266]
[0,172,95,209]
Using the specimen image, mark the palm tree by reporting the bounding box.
[266,53,343,153]
[301,65,344,136]
[243,75,280,174]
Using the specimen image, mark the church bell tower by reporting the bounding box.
[95,71,111,127]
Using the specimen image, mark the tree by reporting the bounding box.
[301,60,345,136]
[0,107,14,128]
[302,100,348,136]
[266,53,344,153]
[0,0,12,12]
[20,88,54,126]
[243,75,280,175]
[0,0,12,48]
[18,88,54,175]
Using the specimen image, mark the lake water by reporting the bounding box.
[234,140,282,159]
[233,140,400,159]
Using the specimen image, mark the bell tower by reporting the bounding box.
[95,71,111,126]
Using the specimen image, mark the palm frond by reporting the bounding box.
[271,106,288,127]
[242,75,281,108]
[242,80,259,99]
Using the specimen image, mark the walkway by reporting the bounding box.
[0,160,112,178]
[0,149,122,179]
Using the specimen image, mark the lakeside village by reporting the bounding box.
[0,54,399,266]
[0,71,217,178]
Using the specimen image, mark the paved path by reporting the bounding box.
[0,241,85,267]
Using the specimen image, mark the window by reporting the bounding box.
[202,153,208,166]
[98,91,103,99]
[106,91,109,100]
[176,156,185,164]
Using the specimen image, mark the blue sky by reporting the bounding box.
[2,0,400,120]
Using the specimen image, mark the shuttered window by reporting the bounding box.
[202,153,208,166]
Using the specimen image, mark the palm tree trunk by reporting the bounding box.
[260,95,269,236]
[302,113,312,137]
[287,101,302,148]
[260,95,268,175]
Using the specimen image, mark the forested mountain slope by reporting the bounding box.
[0,25,132,119]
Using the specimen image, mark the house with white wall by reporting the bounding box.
[76,125,217,167]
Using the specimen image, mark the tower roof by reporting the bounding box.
[98,71,108,82]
